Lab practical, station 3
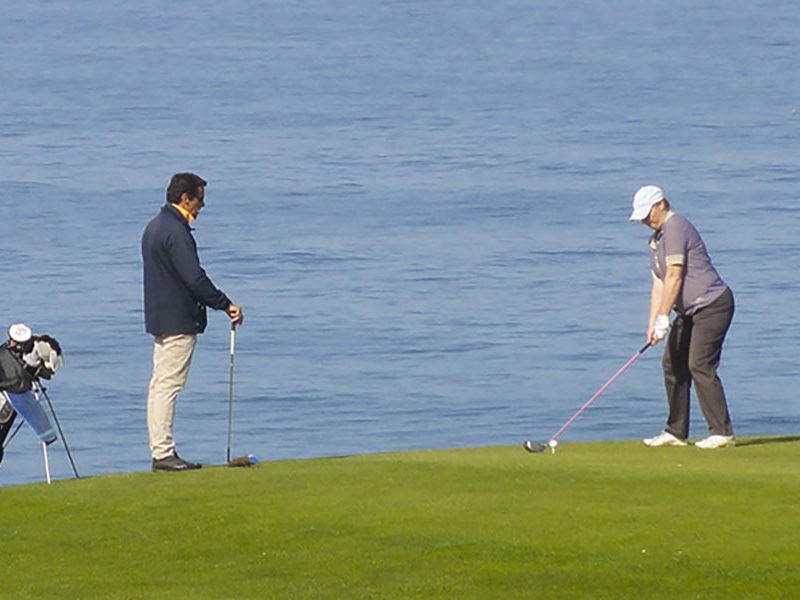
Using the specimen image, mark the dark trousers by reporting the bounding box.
[663,287,735,439]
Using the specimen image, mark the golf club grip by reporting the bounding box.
[549,343,652,442]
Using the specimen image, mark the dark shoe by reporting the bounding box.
[152,453,202,472]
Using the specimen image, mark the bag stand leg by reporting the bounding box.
[34,382,79,479]
[42,442,52,485]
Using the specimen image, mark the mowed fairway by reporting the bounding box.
[1,437,799,598]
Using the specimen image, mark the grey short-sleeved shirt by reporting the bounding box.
[648,213,728,315]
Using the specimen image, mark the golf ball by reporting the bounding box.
[548,440,558,448]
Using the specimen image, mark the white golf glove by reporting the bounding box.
[653,314,671,341]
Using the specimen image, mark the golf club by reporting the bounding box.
[523,342,652,454]
[226,322,256,468]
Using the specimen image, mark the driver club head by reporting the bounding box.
[522,440,546,453]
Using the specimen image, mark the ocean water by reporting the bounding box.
[1,1,798,486]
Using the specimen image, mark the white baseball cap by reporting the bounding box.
[629,185,665,221]
[8,323,32,343]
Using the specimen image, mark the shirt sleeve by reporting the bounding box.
[662,219,687,266]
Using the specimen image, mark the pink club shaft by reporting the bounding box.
[548,342,652,443]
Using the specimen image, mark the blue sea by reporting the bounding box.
[1,1,798,486]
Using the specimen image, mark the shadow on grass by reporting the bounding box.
[737,435,800,447]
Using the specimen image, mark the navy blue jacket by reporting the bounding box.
[141,205,231,335]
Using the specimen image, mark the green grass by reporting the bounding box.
[2,437,799,598]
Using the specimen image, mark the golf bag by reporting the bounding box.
[0,334,64,465]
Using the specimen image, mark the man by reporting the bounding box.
[142,173,243,471]
[630,185,735,449]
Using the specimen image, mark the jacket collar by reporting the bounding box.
[162,204,194,230]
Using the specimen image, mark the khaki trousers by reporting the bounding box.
[147,333,197,460]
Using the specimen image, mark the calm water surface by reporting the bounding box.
[1,1,798,485]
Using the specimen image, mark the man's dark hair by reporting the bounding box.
[166,172,207,204]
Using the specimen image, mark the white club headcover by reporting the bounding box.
[8,323,32,343]
[22,339,64,373]
[43,342,64,373]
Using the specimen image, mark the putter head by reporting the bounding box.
[523,440,546,453]
[227,454,258,467]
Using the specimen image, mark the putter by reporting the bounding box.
[524,342,652,454]
[226,322,256,468]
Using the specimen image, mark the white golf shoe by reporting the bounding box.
[694,434,736,449]
[643,431,688,447]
